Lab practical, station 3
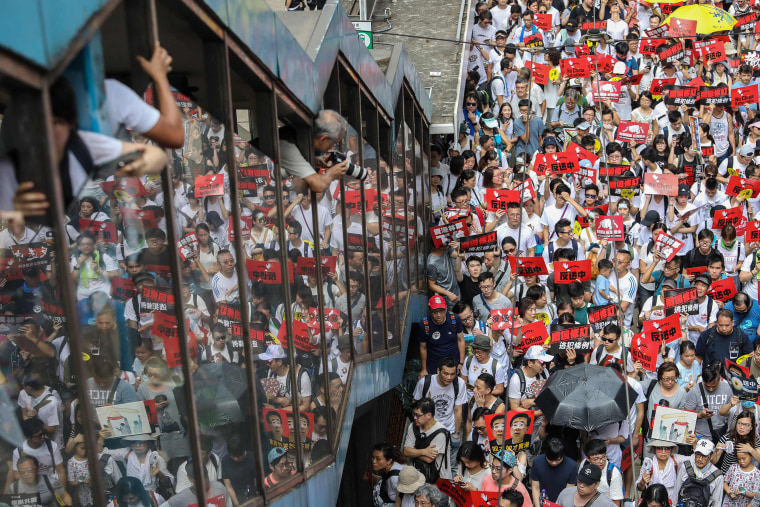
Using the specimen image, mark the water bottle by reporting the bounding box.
[540,489,546,506]
[244,484,253,501]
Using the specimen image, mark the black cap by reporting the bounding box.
[206,211,225,228]
[578,463,602,484]
[567,19,578,28]
[504,43,517,54]
[694,274,711,286]
[640,210,660,227]
[678,183,690,196]
[495,30,508,38]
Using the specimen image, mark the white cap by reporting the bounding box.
[738,144,755,157]
[695,439,715,455]
[524,345,554,363]
[613,61,627,75]
[431,166,448,178]
[258,344,287,361]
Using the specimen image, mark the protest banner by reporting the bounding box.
[554,260,592,284]
[708,278,738,302]
[712,206,744,229]
[460,232,498,253]
[644,173,679,196]
[430,219,469,247]
[514,320,549,351]
[490,308,518,330]
[631,332,659,372]
[643,313,682,344]
[654,232,686,262]
[663,287,699,316]
[549,324,593,355]
[595,215,625,241]
[616,121,650,143]
[485,411,535,455]
[507,256,549,277]
[589,304,617,334]
[194,174,225,197]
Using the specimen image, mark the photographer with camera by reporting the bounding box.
[280,110,366,194]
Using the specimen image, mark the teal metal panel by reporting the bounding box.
[63,31,109,135]
[274,15,318,111]
[40,0,109,66]
[266,293,427,507]
[214,0,278,74]
[0,2,48,67]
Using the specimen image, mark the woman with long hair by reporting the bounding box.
[639,483,670,507]
[111,476,162,507]
[453,441,491,491]
[631,91,660,143]
[195,222,220,290]
[714,410,760,474]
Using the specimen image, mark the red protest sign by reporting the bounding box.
[516,178,537,203]
[515,320,549,351]
[110,277,137,301]
[152,312,178,340]
[644,173,679,196]
[430,219,469,248]
[708,278,738,302]
[588,303,617,334]
[101,177,147,199]
[641,38,668,56]
[484,189,520,212]
[746,221,760,242]
[539,152,580,176]
[246,259,282,284]
[643,313,682,344]
[523,32,544,49]
[294,256,337,277]
[568,143,599,165]
[726,176,760,198]
[696,40,726,63]
[732,85,759,108]
[554,260,592,284]
[658,41,685,64]
[668,17,697,37]
[491,308,518,330]
[194,174,225,197]
[592,81,621,102]
[308,307,340,330]
[178,232,199,262]
[631,332,658,372]
[79,219,117,243]
[534,13,553,31]
[685,266,708,277]
[595,215,625,241]
[617,121,650,143]
[650,78,677,98]
[507,256,549,277]
[164,333,182,368]
[621,73,645,86]
[228,215,252,242]
[699,86,731,107]
[436,480,469,507]
[120,207,158,229]
[712,206,744,229]
[560,58,591,79]
[460,232,498,253]
[526,60,549,86]
[654,232,685,262]
[549,323,593,355]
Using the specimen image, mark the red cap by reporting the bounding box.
[428,295,447,309]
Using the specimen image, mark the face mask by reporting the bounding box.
[742,401,755,409]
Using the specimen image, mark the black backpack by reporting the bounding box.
[379,468,400,503]
[100,453,127,496]
[412,424,450,483]
[678,461,721,507]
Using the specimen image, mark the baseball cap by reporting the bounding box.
[694,274,711,286]
[678,183,690,196]
[739,144,755,157]
[493,449,518,468]
[432,166,448,178]
[577,463,602,484]
[613,61,627,75]
[695,439,715,455]
[568,78,583,87]
[132,272,155,285]
[258,344,287,361]
[640,210,660,227]
[337,334,351,350]
[748,120,760,129]
[495,30,508,39]
[206,211,225,228]
[543,137,558,148]
[525,345,554,363]
[471,335,492,350]
[268,447,288,465]
[576,121,591,130]
[429,295,447,310]
[566,19,578,29]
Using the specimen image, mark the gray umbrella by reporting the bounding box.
[535,363,637,432]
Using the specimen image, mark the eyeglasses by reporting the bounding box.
[480,284,494,290]
[588,454,606,463]
[29,432,45,439]
[263,195,275,199]
[288,231,298,235]
[221,259,236,264]
[454,199,469,205]
[215,335,226,341]
[275,461,293,470]
[504,249,516,255]
[412,412,425,419]
[558,230,572,235]
[737,421,753,427]
[473,425,487,432]
[585,194,597,198]
[661,376,677,382]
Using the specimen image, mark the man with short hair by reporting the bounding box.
[514,99,546,156]
[590,324,635,374]
[412,359,466,476]
[508,346,550,418]
[499,489,526,507]
[427,238,463,308]
[459,256,484,307]
[583,439,624,505]
[543,219,585,268]
[555,463,616,507]
[491,202,537,256]
[551,89,583,130]
[725,292,760,344]
[279,109,349,193]
[461,335,506,397]
[641,254,690,298]
[547,248,592,305]
[686,274,719,344]
[696,309,752,364]
[7,417,67,490]
[531,438,578,505]
[540,183,588,245]
[613,250,638,327]
[211,249,239,303]
[685,362,734,441]
[403,398,452,480]
[472,272,513,323]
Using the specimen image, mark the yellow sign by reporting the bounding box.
[82,352,91,361]
[594,139,602,152]
[573,221,582,236]
[739,189,753,201]
[549,68,560,82]
[620,189,635,198]
[728,168,739,176]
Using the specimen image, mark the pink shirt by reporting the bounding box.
[480,475,532,507]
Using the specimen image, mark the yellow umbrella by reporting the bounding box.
[663,5,737,33]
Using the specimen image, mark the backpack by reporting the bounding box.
[514,368,546,398]
[412,424,451,483]
[379,468,401,503]
[421,374,460,402]
[422,312,460,339]
[488,75,508,110]
[547,239,579,264]
[678,460,721,507]
[594,345,630,368]
[464,355,498,379]
[100,453,127,496]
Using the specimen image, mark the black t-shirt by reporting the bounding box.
[458,277,482,308]
[530,454,579,501]
[222,451,258,499]
[683,247,723,270]
[569,4,601,22]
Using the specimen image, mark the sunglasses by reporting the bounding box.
[466,102,478,106]
[601,338,616,343]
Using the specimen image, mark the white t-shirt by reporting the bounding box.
[617,273,638,327]
[494,223,537,256]
[211,271,238,303]
[606,19,629,40]
[463,355,507,392]
[541,204,579,243]
[17,388,63,449]
[12,440,64,481]
[104,79,161,135]
[413,375,468,433]
[291,204,332,245]
[687,297,719,343]
[741,255,759,300]
[508,367,549,403]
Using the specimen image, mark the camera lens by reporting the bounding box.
[345,163,368,180]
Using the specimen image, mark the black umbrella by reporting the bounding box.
[535,363,637,432]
